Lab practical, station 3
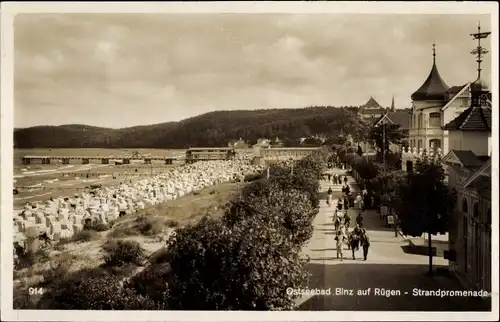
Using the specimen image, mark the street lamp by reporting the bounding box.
[382,122,386,175]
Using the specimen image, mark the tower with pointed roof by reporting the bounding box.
[403,42,477,171]
[390,95,395,112]
[411,44,450,102]
[408,44,450,155]
[406,43,474,160]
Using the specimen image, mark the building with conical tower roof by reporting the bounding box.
[440,23,492,294]
[404,44,475,171]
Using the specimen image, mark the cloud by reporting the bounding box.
[13,13,492,128]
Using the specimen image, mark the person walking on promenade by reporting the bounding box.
[337,197,343,211]
[344,212,351,228]
[327,189,333,207]
[344,191,350,210]
[334,214,341,231]
[344,176,348,185]
[335,232,344,261]
[360,229,370,261]
[356,212,364,228]
[349,225,362,259]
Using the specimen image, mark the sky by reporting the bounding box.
[14,13,492,128]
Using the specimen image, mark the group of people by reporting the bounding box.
[337,223,371,261]
[333,208,370,261]
[327,173,348,186]
[326,174,371,261]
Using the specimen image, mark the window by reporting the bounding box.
[418,114,422,129]
[429,139,441,150]
[429,112,441,127]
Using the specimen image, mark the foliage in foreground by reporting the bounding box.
[16,147,332,310]
[160,216,309,310]
[224,188,317,248]
[37,268,160,310]
[102,240,146,267]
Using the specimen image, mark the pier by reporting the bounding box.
[21,155,178,165]
[20,147,321,166]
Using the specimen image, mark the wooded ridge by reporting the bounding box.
[14,106,369,148]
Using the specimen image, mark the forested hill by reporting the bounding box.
[14,106,368,149]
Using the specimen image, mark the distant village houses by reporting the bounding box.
[227,138,249,149]
[253,137,283,148]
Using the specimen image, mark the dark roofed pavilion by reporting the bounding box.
[411,44,450,101]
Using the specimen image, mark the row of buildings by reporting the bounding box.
[351,24,492,295]
[390,27,491,293]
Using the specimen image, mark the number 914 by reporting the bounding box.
[29,287,44,295]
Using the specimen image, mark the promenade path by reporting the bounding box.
[298,169,491,311]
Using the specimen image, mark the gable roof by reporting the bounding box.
[454,150,484,168]
[443,105,491,131]
[387,110,411,130]
[446,84,468,95]
[373,113,393,126]
[374,110,411,130]
[358,97,385,113]
[411,62,450,101]
[442,150,462,165]
[441,83,470,111]
[442,150,485,168]
[461,158,491,189]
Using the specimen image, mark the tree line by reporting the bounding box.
[14,106,370,149]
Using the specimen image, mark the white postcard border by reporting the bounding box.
[1,1,499,321]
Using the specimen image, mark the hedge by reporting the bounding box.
[37,268,159,310]
[159,216,310,310]
[30,146,333,310]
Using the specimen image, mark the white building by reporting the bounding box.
[402,45,479,171]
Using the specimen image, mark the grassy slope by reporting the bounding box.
[13,182,244,303]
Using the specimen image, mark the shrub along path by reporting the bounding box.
[297,169,490,311]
